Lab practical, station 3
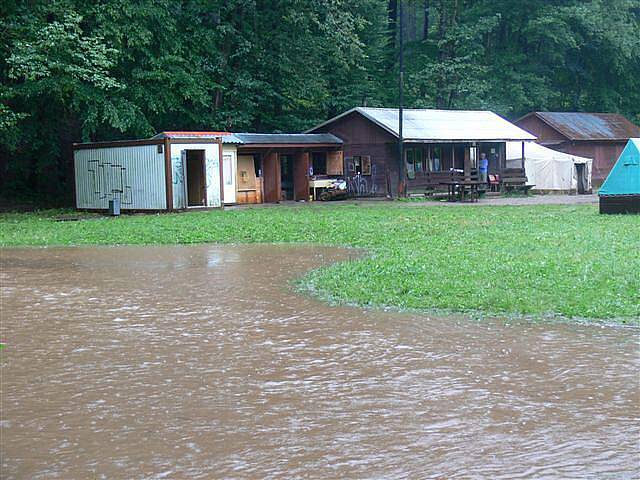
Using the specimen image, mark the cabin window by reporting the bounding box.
[223,155,233,185]
[454,145,465,170]
[351,155,372,176]
[312,152,327,175]
[429,146,442,172]
[406,147,426,177]
[415,148,424,173]
[406,149,415,179]
[469,146,478,169]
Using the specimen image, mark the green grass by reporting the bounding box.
[1,204,639,322]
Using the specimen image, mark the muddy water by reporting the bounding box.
[1,245,638,479]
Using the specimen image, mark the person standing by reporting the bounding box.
[479,152,489,184]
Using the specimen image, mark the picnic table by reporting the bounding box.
[441,180,484,202]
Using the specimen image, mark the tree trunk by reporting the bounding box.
[388,0,397,48]
[423,0,430,40]
[402,2,417,42]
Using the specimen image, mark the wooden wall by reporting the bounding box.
[552,141,627,185]
[314,111,398,196]
[515,116,566,143]
[515,115,627,185]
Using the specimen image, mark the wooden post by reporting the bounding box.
[218,139,224,206]
[463,145,470,181]
[163,138,173,210]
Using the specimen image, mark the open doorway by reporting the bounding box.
[186,150,206,206]
[575,163,588,194]
[280,154,294,200]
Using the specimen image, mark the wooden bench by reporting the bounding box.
[503,182,535,195]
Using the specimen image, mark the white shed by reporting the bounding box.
[153,132,241,205]
[73,134,224,211]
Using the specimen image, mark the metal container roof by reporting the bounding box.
[153,131,243,144]
[233,133,342,145]
[308,107,536,142]
[522,112,640,141]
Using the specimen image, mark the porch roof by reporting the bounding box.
[233,133,342,145]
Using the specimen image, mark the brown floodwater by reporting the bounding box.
[1,245,638,479]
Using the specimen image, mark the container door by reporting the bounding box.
[223,153,236,204]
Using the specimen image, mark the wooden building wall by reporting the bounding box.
[314,112,399,196]
[515,116,627,185]
[515,116,566,144]
[551,141,627,185]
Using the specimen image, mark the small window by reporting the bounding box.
[361,156,371,175]
[223,155,233,186]
[406,148,415,179]
[415,147,424,173]
[431,146,442,171]
[351,156,372,175]
[470,146,478,169]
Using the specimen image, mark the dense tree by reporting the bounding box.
[1,0,638,203]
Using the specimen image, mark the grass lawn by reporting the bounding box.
[1,203,638,322]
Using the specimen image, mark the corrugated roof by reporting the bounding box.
[233,133,342,145]
[152,131,341,145]
[526,112,640,141]
[152,131,243,144]
[307,107,536,142]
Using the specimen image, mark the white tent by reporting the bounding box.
[506,142,593,192]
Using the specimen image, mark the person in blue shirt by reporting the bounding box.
[479,152,489,184]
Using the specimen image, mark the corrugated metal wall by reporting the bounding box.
[74,145,167,210]
[170,143,221,208]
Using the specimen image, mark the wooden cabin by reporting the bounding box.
[307,107,536,197]
[155,132,344,205]
[230,133,343,203]
[515,112,640,186]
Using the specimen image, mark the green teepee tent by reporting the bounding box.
[599,138,640,214]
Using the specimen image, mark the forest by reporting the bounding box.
[1,0,639,203]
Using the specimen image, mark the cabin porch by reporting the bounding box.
[405,141,528,196]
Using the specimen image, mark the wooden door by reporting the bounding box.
[262,152,281,203]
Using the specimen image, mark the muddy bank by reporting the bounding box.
[1,245,638,479]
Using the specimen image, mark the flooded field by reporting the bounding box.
[1,245,638,479]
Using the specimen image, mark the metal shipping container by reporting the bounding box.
[73,136,224,211]
[74,144,167,210]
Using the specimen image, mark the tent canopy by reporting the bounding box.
[599,139,640,196]
[506,141,592,191]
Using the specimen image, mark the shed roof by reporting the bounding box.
[599,139,640,196]
[233,133,342,145]
[152,131,341,145]
[519,112,640,141]
[307,107,536,142]
[153,131,243,144]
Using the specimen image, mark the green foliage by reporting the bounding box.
[1,204,639,322]
[1,0,638,201]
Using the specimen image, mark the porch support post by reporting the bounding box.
[521,141,525,170]
[463,144,471,181]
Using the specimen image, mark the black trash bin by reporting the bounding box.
[108,197,121,216]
